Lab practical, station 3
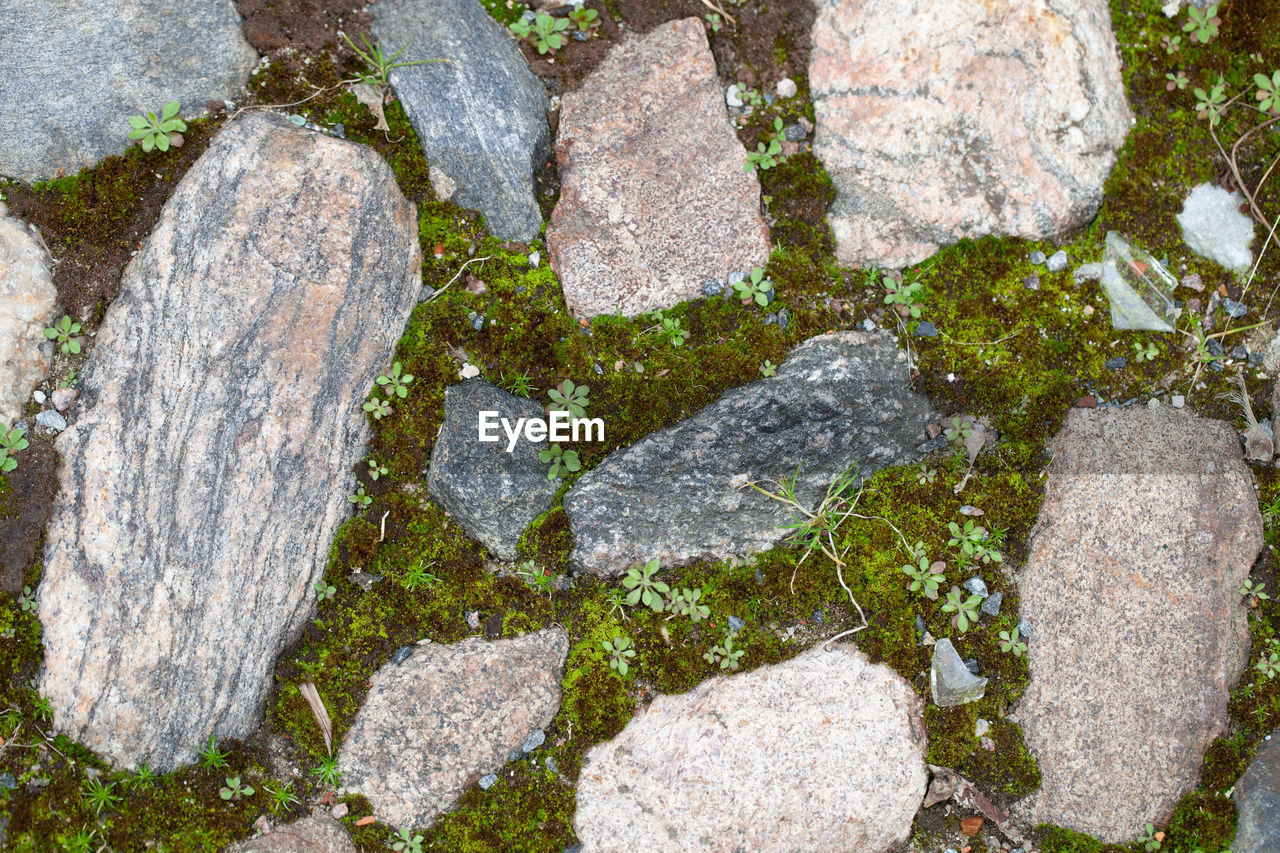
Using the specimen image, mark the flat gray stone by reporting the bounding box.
[0,0,256,182]
[339,629,569,828]
[37,114,422,772]
[372,0,550,241]
[0,203,55,429]
[426,379,560,560]
[1235,732,1280,853]
[930,638,986,707]
[1017,407,1263,841]
[229,815,356,853]
[574,644,927,852]
[563,331,936,576]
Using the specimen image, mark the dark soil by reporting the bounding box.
[237,0,371,53]
[0,438,55,594]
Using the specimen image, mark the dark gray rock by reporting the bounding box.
[980,590,1003,617]
[1235,732,1280,853]
[1105,357,1127,370]
[427,379,560,560]
[913,320,938,338]
[0,0,256,182]
[372,0,550,241]
[963,577,988,598]
[564,331,936,575]
[36,113,422,772]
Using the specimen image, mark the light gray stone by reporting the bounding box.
[810,0,1131,268]
[372,0,550,241]
[426,379,560,560]
[229,815,356,853]
[0,0,256,182]
[563,331,936,576]
[1177,183,1256,271]
[34,409,66,432]
[574,644,927,852]
[339,629,569,828]
[1018,407,1262,841]
[1235,732,1280,853]
[930,638,987,707]
[0,203,55,429]
[37,113,422,772]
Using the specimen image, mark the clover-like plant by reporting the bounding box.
[127,100,186,152]
[760,360,777,377]
[219,775,254,801]
[348,484,372,508]
[376,361,414,398]
[745,134,782,172]
[1138,822,1164,852]
[1256,69,1280,114]
[732,267,773,307]
[45,315,82,355]
[314,581,336,601]
[1194,77,1227,126]
[18,585,35,613]
[603,635,636,675]
[538,443,581,480]
[622,558,669,611]
[902,557,946,600]
[549,379,590,419]
[941,585,983,633]
[999,628,1028,657]
[943,416,972,443]
[368,459,388,481]
[1133,341,1158,363]
[916,465,937,485]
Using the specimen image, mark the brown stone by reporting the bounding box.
[1017,407,1263,841]
[574,645,927,852]
[37,113,422,771]
[810,0,1131,268]
[547,17,771,318]
[339,629,569,828]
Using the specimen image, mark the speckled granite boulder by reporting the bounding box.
[371,0,549,241]
[339,629,569,828]
[810,0,1130,268]
[230,815,356,853]
[574,644,927,852]
[1018,407,1262,841]
[547,17,771,318]
[564,331,936,576]
[0,0,256,182]
[37,113,421,772]
[1235,731,1280,853]
[426,379,559,560]
[0,203,55,429]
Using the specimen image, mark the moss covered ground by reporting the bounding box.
[1,0,1279,850]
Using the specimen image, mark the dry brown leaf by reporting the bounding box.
[350,83,390,133]
[298,681,333,756]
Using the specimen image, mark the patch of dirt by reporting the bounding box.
[237,0,371,53]
[0,438,56,594]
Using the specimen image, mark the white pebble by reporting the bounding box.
[776,78,798,98]
[528,250,540,268]
[32,389,45,404]
[459,363,480,380]
[1172,395,1185,408]
[1147,398,1160,409]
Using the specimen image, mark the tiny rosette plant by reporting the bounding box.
[603,635,636,676]
[941,585,982,632]
[622,558,669,611]
[128,100,187,152]
[902,557,946,600]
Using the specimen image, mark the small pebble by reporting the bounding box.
[1046,250,1069,272]
[776,308,791,331]
[1230,344,1249,361]
[1223,297,1247,318]
[763,92,776,105]
[701,279,724,297]
[728,270,747,285]
[51,387,77,411]
[466,610,482,630]
[459,363,480,380]
[915,614,928,642]
[975,717,990,738]
[980,591,1002,617]
[963,658,980,675]
[331,803,349,819]
[1182,273,1204,292]
[1017,617,1032,637]
[783,123,807,141]
[1082,305,1094,317]
[1206,338,1225,357]
[1028,251,1047,265]
[572,29,588,41]
[725,85,743,108]
[1104,356,1127,370]
[545,755,558,774]
[1147,398,1160,409]
[1023,274,1040,291]
[418,284,436,302]
[727,615,746,633]
[330,122,346,139]
[913,320,938,338]
[1250,352,1265,367]
[478,774,497,790]
[1076,396,1097,408]
[812,610,824,625]
[522,729,546,754]
[1172,395,1185,408]
[31,389,45,404]
[529,250,540,268]
[862,318,876,331]
[959,505,983,516]
[1208,360,1224,372]
[776,77,798,98]
[36,409,66,431]
[963,577,989,598]
[468,312,485,332]
[754,566,764,586]
[392,646,413,665]
[0,772,15,789]
[1073,262,1103,283]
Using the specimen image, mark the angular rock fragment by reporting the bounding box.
[427,379,560,559]
[0,203,55,429]
[339,629,569,828]
[930,638,987,707]
[564,331,936,575]
[0,0,256,181]
[810,0,1131,268]
[372,0,550,241]
[1018,407,1262,841]
[547,17,771,318]
[37,114,422,771]
[1235,731,1280,853]
[574,645,927,852]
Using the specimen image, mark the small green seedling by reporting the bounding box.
[1182,3,1220,44]
[1133,341,1158,362]
[883,276,924,318]
[733,267,773,307]
[568,6,597,31]
[1165,71,1189,91]
[127,100,187,152]
[510,12,571,54]
[1194,77,1227,126]
[198,735,229,770]
[219,775,254,801]
[705,12,722,32]
[1260,649,1280,679]
[538,443,581,480]
[659,315,687,346]
[622,558,669,611]
[1138,822,1164,851]
[502,371,536,398]
[703,632,745,671]
[941,585,983,632]
[368,459,388,481]
[127,762,157,791]
[745,129,782,172]
[916,465,937,485]
[363,396,392,420]
[548,379,590,418]
[402,559,439,590]
[391,828,425,853]
[999,628,1028,657]
[83,778,121,816]
[1161,33,1182,54]
[18,585,35,613]
[0,426,29,473]
[45,315,82,355]
[264,780,299,813]
[313,755,342,788]
[603,635,636,676]
[348,484,372,508]
[1242,580,1270,608]
[943,416,972,442]
[376,362,413,398]
[314,581,336,601]
[902,557,946,600]
[666,587,710,622]
[760,360,777,377]
[1256,70,1280,113]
